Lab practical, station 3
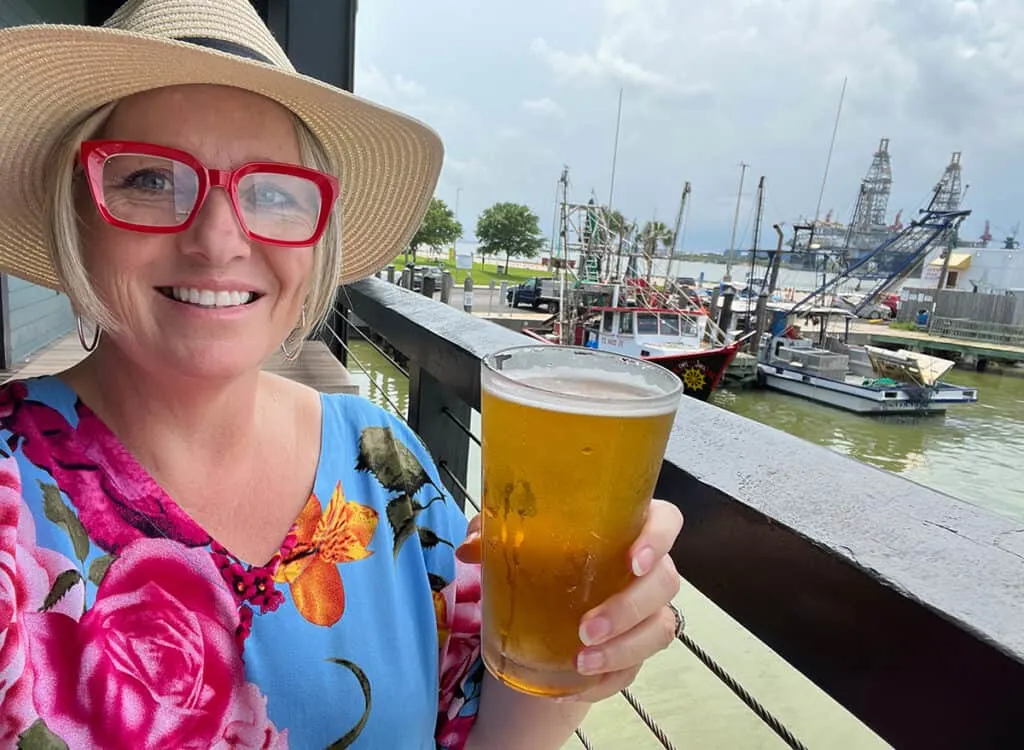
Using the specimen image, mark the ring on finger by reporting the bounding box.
[667,602,685,638]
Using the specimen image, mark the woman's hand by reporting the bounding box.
[456,499,684,703]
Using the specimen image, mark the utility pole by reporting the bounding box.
[725,161,749,282]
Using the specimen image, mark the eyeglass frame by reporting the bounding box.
[78,139,341,248]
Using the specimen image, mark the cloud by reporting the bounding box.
[522,97,565,118]
[355,0,1024,249]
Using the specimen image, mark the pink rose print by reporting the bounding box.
[0,455,84,745]
[1,388,208,553]
[24,538,283,750]
[437,714,478,750]
[0,382,27,423]
[437,559,482,718]
[211,682,288,750]
[435,557,483,748]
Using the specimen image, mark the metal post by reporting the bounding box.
[406,363,470,506]
[463,277,474,314]
[421,275,436,299]
[322,286,348,367]
[387,265,395,284]
[499,281,509,306]
[440,272,453,304]
[754,292,769,354]
[770,224,785,294]
[719,289,735,335]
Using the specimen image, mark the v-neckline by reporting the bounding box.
[41,374,327,570]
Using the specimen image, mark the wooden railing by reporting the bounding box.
[329,276,1024,749]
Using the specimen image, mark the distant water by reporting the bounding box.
[711,368,1024,522]
[347,340,1024,523]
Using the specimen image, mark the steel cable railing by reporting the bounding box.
[324,311,810,750]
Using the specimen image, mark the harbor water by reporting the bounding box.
[346,339,1024,523]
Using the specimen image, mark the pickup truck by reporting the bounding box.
[506,277,559,313]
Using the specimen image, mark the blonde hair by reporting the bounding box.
[45,95,342,347]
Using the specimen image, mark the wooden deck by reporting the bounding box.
[3,333,358,394]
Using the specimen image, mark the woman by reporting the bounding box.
[0,1,684,748]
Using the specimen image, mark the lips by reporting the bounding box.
[157,287,262,309]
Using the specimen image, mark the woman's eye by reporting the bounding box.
[123,169,172,192]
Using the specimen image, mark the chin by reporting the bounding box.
[155,339,275,382]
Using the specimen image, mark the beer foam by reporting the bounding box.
[483,365,680,417]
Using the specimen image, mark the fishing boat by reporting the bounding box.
[523,303,742,401]
[756,307,978,415]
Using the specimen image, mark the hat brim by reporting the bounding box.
[0,24,443,290]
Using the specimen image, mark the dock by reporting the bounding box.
[864,326,1024,364]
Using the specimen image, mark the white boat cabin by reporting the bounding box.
[582,307,709,358]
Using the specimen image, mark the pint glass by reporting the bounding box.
[479,345,682,697]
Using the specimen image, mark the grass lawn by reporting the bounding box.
[397,256,539,285]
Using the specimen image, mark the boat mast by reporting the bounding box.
[607,87,624,282]
[725,161,749,281]
[558,166,571,345]
[666,181,691,287]
[749,176,766,289]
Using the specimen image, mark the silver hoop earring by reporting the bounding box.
[76,315,100,352]
[279,307,307,361]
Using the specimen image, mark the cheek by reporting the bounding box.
[268,248,316,299]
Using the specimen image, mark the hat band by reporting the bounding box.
[175,36,275,66]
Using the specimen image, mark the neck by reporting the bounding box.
[63,342,263,466]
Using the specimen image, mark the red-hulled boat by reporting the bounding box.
[522,303,741,402]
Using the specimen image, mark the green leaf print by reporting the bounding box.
[418,526,453,550]
[40,569,83,612]
[386,493,421,559]
[17,719,68,750]
[355,426,429,495]
[87,554,117,587]
[325,658,373,749]
[39,482,90,563]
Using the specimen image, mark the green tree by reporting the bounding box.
[406,197,462,264]
[638,220,674,280]
[475,202,546,270]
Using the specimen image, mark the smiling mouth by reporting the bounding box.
[157,287,263,309]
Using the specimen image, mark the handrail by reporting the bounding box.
[337,276,1024,748]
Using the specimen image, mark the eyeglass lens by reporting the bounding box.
[100,153,324,242]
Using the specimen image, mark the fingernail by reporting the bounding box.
[633,546,656,577]
[577,650,605,675]
[579,616,611,646]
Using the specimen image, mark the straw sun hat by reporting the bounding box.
[0,0,444,290]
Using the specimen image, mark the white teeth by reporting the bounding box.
[170,287,254,308]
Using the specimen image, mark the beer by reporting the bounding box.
[479,346,681,697]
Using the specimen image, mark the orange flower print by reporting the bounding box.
[273,481,378,626]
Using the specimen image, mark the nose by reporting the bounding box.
[179,187,251,264]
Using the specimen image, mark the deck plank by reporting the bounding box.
[3,334,358,395]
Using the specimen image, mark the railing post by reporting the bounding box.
[463,277,474,314]
[407,363,471,508]
[440,272,453,304]
[321,286,348,367]
[421,275,436,298]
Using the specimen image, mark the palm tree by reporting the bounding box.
[638,220,674,281]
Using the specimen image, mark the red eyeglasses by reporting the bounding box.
[79,140,340,247]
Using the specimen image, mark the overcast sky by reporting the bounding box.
[354,0,1022,253]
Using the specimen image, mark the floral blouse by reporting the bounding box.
[0,376,484,749]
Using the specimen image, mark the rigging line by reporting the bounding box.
[320,324,406,419]
[333,306,410,379]
[814,75,848,223]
